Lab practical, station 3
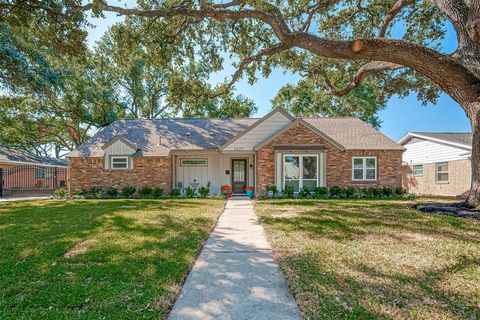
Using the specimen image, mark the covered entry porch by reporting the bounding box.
[172,151,255,195]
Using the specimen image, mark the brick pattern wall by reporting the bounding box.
[68,156,172,193]
[403,159,471,197]
[256,122,403,191]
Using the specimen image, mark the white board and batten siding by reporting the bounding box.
[223,111,292,151]
[403,139,471,165]
[103,140,136,169]
[175,153,254,194]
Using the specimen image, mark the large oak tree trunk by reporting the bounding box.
[467,107,480,208]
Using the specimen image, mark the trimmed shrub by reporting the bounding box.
[314,187,328,198]
[90,186,102,194]
[139,187,153,198]
[198,186,210,198]
[329,185,344,198]
[53,188,68,200]
[170,188,181,197]
[283,185,295,198]
[266,185,278,196]
[122,186,136,198]
[106,187,118,198]
[184,186,196,198]
[73,188,87,196]
[298,187,311,198]
[381,186,394,197]
[152,187,164,198]
[394,186,406,196]
[345,186,357,198]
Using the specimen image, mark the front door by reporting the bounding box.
[231,159,247,194]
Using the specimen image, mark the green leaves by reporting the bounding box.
[272,78,386,129]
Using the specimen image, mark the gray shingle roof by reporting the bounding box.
[0,144,67,167]
[411,132,472,147]
[304,118,404,150]
[67,118,259,157]
[68,115,403,157]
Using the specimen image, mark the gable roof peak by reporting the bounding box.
[101,136,139,151]
[399,132,472,148]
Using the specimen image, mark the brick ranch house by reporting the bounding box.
[399,132,472,197]
[66,108,404,195]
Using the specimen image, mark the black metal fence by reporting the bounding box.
[0,164,67,197]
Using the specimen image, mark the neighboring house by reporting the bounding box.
[399,132,472,197]
[67,108,404,195]
[0,144,67,197]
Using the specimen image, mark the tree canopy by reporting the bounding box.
[3,0,480,206]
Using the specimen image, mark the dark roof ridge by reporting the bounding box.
[411,131,471,134]
[113,117,262,121]
[300,116,358,119]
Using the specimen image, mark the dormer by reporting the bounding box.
[101,136,139,170]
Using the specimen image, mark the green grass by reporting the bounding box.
[255,199,480,320]
[0,199,225,319]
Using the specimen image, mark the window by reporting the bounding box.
[436,162,449,182]
[111,156,129,170]
[180,159,208,167]
[284,155,318,192]
[352,157,377,181]
[35,168,53,179]
[413,164,424,176]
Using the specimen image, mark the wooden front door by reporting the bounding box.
[231,159,247,194]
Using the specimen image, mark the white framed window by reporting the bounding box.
[352,157,377,181]
[111,156,129,170]
[180,159,208,167]
[283,154,318,192]
[436,162,449,182]
[413,164,424,176]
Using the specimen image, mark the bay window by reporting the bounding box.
[284,155,318,192]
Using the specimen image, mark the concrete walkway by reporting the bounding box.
[0,196,50,202]
[168,197,301,320]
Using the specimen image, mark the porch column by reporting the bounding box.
[275,151,283,191]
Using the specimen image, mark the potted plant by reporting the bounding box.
[245,186,254,198]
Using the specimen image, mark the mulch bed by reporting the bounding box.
[414,202,480,220]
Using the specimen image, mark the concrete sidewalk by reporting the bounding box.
[0,196,50,202]
[168,197,301,320]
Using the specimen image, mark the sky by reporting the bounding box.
[85,10,471,142]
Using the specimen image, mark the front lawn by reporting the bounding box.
[0,199,225,319]
[256,199,480,320]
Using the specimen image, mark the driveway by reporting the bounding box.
[168,197,301,320]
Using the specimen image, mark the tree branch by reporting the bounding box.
[320,61,403,96]
[378,0,415,37]
[72,1,480,103]
[431,0,469,51]
[215,42,292,96]
[301,0,339,32]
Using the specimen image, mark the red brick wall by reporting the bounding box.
[68,156,172,193]
[256,122,403,191]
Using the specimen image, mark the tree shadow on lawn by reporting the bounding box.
[260,200,480,244]
[277,252,480,319]
[258,200,480,319]
[0,199,223,319]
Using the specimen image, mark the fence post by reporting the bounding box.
[0,168,3,198]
